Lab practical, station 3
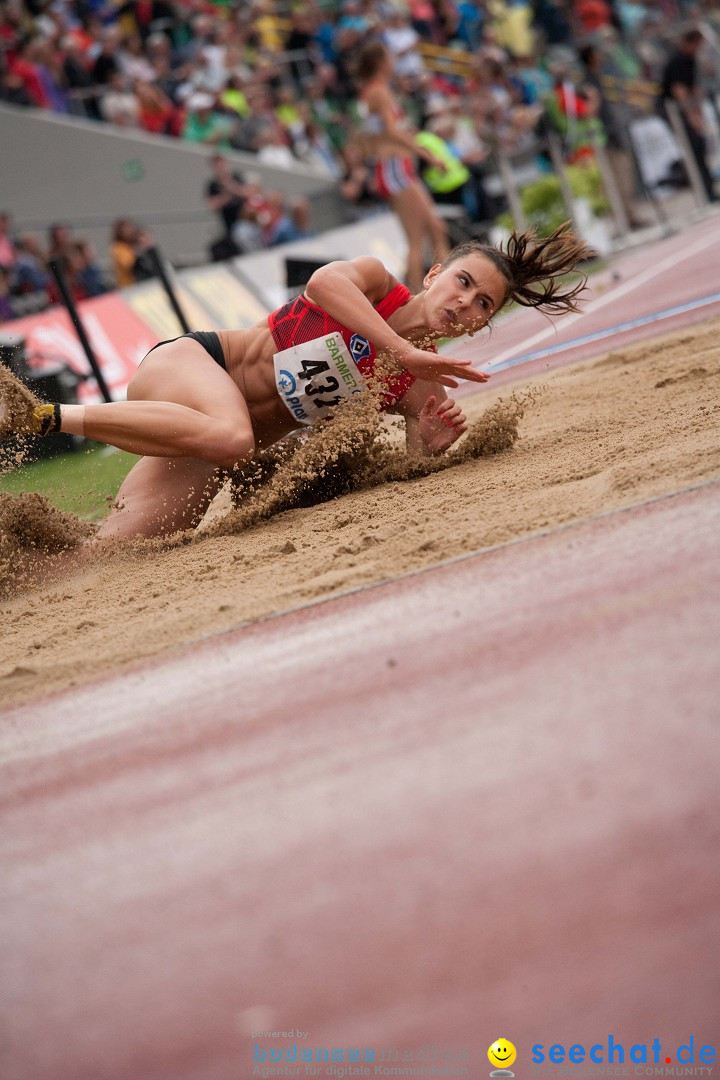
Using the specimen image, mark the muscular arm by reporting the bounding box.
[304,258,488,387]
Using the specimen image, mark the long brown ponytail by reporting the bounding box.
[444,222,594,315]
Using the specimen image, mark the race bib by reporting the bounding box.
[273,332,367,426]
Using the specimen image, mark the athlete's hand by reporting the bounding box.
[419,395,468,454]
[397,344,490,388]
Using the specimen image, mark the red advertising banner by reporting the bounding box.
[2,293,158,401]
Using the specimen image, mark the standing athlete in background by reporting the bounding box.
[354,40,451,292]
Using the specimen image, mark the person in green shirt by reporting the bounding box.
[182,92,235,149]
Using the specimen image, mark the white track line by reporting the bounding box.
[477,227,720,368]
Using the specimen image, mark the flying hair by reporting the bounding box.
[444,222,594,315]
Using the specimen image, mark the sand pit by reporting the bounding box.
[1,316,719,709]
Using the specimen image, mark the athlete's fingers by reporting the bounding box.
[439,363,489,384]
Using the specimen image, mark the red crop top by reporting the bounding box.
[267,283,422,409]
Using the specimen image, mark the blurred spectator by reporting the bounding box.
[61,34,101,119]
[489,0,536,59]
[231,204,264,254]
[382,10,426,79]
[419,106,495,222]
[531,0,574,46]
[0,212,16,269]
[48,222,74,263]
[100,71,141,127]
[182,91,234,147]
[659,26,718,201]
[0,62,33,106]
[0,267,17,322]
[205,153,247,246]
[574,0,614,38]
[543,45,605,162]
[265,195,315,246]
[118,32,157,83]
[295,118,342,177]
[110,218,141,287]
[135,79,180,135]
[115,0,176,45]
[131,228,158,281]
[339,139,383,218]
[91,26,122,88]
[579,41,648,227]
[12,235,51,296]
[71,240,107,297]
[255,120,297,168]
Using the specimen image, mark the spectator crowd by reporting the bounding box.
[1,0,720,322]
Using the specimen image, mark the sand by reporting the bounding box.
[1,315,719,710]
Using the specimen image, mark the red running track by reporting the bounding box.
[450,212,720,388]
[2,213,720,1080]
[1,484,719,1080]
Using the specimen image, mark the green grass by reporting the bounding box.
[0,444,139,520]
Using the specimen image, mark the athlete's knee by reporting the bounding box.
[213,427,255,470]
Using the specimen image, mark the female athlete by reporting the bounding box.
[14,225,591,540]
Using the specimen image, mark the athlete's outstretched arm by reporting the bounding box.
[305,258,488,388]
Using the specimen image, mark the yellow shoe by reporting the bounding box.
[29,403,61,436]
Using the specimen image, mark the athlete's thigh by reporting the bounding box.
[129,337,250,423]
[391,185,427,239]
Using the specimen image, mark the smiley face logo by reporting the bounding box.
[488,1039,517,1070]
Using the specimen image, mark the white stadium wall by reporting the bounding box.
[0,103,347,268]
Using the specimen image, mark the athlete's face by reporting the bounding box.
[423,252,508,338]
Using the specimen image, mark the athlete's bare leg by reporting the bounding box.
[96,455,224,540]
[60,339,256,471]
[391,183,449,292]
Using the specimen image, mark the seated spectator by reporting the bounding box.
[0,62,33,106]
[419,110,495,223]
[110,218,140,287]
[91,26,122,89]
[61,34,101,119]
[231,204,264,254]
[265,195,314,247]
[117,32,156,83]
[0,266,17,323]
[573,0,614,38]
[12,235,51,297]
[115,0,176,45]
[100,71,141,127]
[131,228,158,282]
[295,118,342,177]
[182,91,235,147]
[47,222,74,263]
[0,212,16,270]
[339,139,383,219]
[135,79,180,135]
[8,36,51,108]
[71,240,107,297]
[382,9,426,80]
[254,121,297,168]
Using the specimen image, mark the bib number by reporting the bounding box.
[273,334,367,425]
